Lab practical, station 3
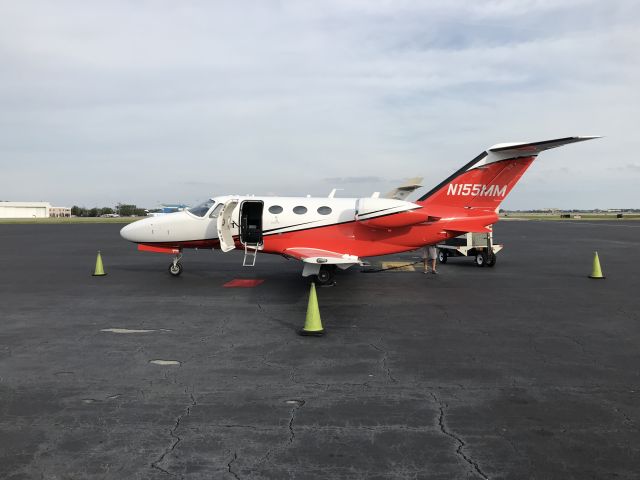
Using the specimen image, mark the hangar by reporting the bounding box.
[0,202,51,218]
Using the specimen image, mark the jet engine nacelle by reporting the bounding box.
[355,198,427,228]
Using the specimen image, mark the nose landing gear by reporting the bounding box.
[168,252,183,276]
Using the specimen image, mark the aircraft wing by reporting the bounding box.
[284,247,360,265]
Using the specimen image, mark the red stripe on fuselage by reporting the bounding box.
[138,244,181,254]
[135,208,497,257]
[260,206,496,257]
[137,239,222,250]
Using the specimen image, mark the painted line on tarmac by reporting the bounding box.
[100,328,172,334]
[149,360,181,366]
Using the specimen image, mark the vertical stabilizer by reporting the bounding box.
[416,137,599,209]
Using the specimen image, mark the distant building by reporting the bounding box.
[0,201,50,218]
[147,203,189,217]
[0,202,70,218]
[49,206,71,217]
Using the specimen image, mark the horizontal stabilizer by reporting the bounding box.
[487,136,601,159]
[384,176,424,200]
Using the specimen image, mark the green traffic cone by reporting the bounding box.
[588,251,605,279]
[93,251,107,276]
[299,282,324,336]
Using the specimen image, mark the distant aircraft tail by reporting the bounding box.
[416,136,599,210]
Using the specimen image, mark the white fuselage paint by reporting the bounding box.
[120,195,418,244]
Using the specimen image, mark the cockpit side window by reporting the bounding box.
[209,204,224,218]
[188,199,215,217]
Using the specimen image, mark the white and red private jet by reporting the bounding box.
[121,136,598,284]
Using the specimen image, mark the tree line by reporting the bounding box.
[71,203,147,217]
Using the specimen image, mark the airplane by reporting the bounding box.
[120,136,599,284]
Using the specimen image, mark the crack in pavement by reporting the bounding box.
[287,399,305,443]
[151,388,198,477]
[439,304,463,328]
[227,451,240,480]
[257,302,295,331]
[257,399,306,468]
[430,392,489,480]
[559,334,600,367]
[370,342,398,384]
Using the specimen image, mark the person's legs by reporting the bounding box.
[426,246,437,273]
[423,248,429,273]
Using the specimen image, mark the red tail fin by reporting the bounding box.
[416,137,599,209]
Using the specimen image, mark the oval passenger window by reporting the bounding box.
[268,205,283,214]
[317,206,332,215]
[293,206,307,215]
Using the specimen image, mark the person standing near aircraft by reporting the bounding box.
[423,245,437,274]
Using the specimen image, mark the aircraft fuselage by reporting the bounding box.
[120,195,459,258]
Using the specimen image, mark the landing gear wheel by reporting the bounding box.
[438,249,448,264]
[315,265,335,286]
[486,252,497,267]
[475,252,486,267]
[169,262,183,276]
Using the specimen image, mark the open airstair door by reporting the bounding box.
[216,199,239,252]
[239,200,264,266]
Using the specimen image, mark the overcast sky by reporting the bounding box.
[1,1,638,209]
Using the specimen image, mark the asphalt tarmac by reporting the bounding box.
[0,220,639,479]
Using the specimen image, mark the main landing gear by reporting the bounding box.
[168,252,183,276]
[314,265,336,286]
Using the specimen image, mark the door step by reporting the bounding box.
[243,243,260,266]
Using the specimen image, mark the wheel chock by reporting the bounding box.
[299,282,324,336]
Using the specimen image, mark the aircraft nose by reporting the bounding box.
[120,221,146,242]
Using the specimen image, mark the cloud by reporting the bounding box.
[0,1,638,208]
[608,163,640,173]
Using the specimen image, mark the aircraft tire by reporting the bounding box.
[169,262,183,276]
[315,265,335,285]
[486,253,497,267]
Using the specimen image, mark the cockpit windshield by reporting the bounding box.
[188,199,215,217]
